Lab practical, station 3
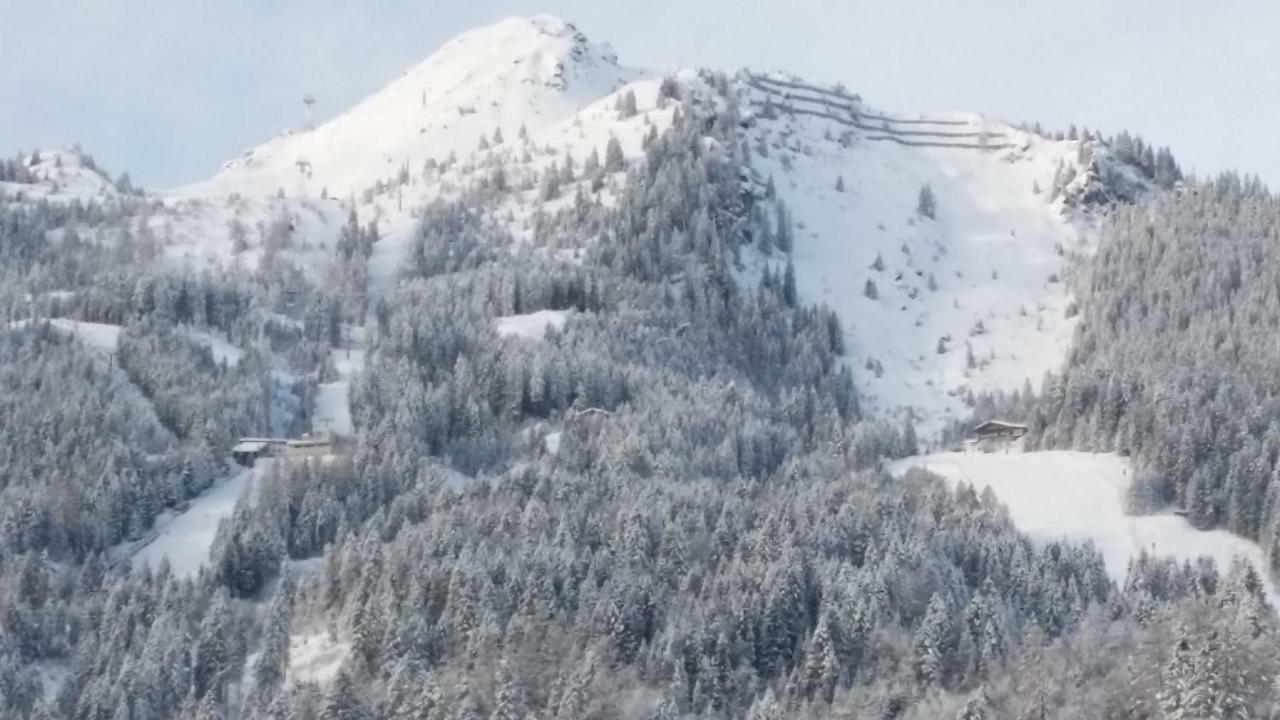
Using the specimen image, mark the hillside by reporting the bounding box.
[10,14,1278,720]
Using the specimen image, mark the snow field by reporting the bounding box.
[888,450,1278,604]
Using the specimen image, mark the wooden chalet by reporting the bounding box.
[970,420,1027,442]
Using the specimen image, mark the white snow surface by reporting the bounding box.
[131,463,263,578]
[315,346,364,436]
[495,309,569,340]
[889,451,1278,603]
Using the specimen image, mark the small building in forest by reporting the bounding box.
[232,439,276,466]
[969,420,1027,446]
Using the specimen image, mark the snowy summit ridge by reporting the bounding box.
[182,15,634,199]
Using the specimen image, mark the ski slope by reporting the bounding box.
[130,462,263,578]
[888,451,1277,603]
[316,342,365,437]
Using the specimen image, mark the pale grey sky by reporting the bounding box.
[3,1,1276,188]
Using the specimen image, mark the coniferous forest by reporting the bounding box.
[1,53,1279,720]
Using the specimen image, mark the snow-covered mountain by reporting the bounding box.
[164,16,1157,434]
[27,15,1152,436]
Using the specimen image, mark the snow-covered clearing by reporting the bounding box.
[315,377,354,437]
[9,318,122,353]
[316,340,365,437]
[364,211,419,307]
[288,632,351,686]
[888,450,1278,603]
[130,462,263,578]
[495,309,569,340]
[32,660,70,706]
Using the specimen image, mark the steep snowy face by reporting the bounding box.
[735,73,1143,435]
[179,15,636,200]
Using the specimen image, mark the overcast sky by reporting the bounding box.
[4,1,1276,188]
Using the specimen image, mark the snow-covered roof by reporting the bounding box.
[231,440,270,453]
[972,419,1027,432]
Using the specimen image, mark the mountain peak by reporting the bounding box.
[451,14,590,49]
[410,14,619,92]
[179,15,633,199]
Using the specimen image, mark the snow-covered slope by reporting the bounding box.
[130,463,263,578]
[736,73,1146,433]
[889,451,1278,604]
[179,15,638,201]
